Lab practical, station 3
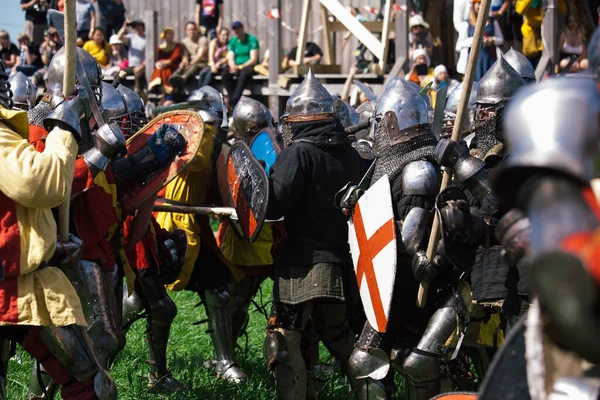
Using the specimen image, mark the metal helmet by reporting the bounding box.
[496,77,600,206]
[443,81,479,135]
[100,82,129,135]
[281,69,335,122]
[377,78,429,136]
[232,96,273,139]
[504,47,536,83]
[8,72,36,111]
[476,55,527,105]
[117,84,147,137]
[588,27,600,81]
[355,100,376,140]
[187,86,224,127]
[47,47,103,101]
[333,96,359,129]
[0,61,13,110]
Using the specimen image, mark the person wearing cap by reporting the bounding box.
[75,0,96,43]
[103,35,128,77]
[221,21,259,109]
[406,48,436,102]
[149,27,184,100]
[456,0,504,80]
[118,20,147,96]
[409,14,433,61]
[83,27,111,67]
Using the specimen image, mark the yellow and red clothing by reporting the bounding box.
[0,107,85,327]
[124,215,166,277]
[155,124,243,291]
[149,43,183,94]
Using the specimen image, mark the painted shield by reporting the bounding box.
[227,141,269,242]
[348,175,396,333]
[216,140,233,207]
[249,127,282,177]
[120,110,203,215]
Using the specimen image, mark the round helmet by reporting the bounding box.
[117,84,147,138]
[333,96,360,129]
[504,47,536,83]
[377,78,429,135]
[47,47,103,102]
[443,81,479,136]
[8,71,35,111]
[100,82,128,134]
[476,55,526,106]
[232,96,273,139]
[187,86,224,127]
[281,69,335,122]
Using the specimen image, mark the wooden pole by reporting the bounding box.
[378,0,394,73]
[268,1,282,120]
[417,0,491,308]
[144,10,158,88]
[59,0,77,241]
[320,4,334,65]
[296,0,312,67]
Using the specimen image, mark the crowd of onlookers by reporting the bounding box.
[1,0,596,110]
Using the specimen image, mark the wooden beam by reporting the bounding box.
[268,1,282,119]
[378,0,394,72]
[319,0,383,60]
[296,0,312,67]
[326,21,384,32]
[384,0,409,87]
[144,10,158,87]
[320,5,334,65]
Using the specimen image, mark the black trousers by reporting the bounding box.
[221,65,254,108]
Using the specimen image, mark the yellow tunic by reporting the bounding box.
[516,0,567,57]
[0,107,86,326]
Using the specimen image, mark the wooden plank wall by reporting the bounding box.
[124,0,382,73]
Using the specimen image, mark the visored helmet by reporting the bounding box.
[117,84,147,137]
[47,47,103,102]
[100,82,128,134]
[188,86,224,127]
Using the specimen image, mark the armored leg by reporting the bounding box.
[349,322,393,400]
[400,295,458,400]
[24,325,117,400]
[203,288,248,383]
[122,288,144,334]
[70,261,126,369]
[229,276,260,342]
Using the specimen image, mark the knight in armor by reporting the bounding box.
[0,59,117,400]
[116,84,148,139]
[263,70,363,400]
[27,48,186,398]
[479,77,600,399]
[154,86,249,384]
[7,72,36,111]
[441,81,479,140]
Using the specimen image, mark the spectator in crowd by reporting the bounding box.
[222,21,259,109]
[409,14,433,61]
[48,0,64,11]
[406,48,434,88]
[432,64,458,91]
[516,0,566,66]
[457,0,504,80]
[14,33,43,76]
[197,27,229,88]
[558,13,589,72]
[39,28,62,67]
[118,20,147,96]
[97,0,126,37]
[282,32,323,71]
[149,27,184,99]
[83,28,111,68]
[453,0,471,76]
[20,0,49,46]
[76,0,96,44]
[103,35,128,76]
[196,0,223,40]
[0,31,20,70]
[169,22,209,91]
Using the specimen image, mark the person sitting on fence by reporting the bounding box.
[13,33,43,77]
[222,21,259,110]
[149,27,184,101]
[197,27,229,88]
[281,32,323,72]
[118,20,147,97]
[558,13,589,73]
[0,31,20,71]
[169,22,209,92]
[83,27,111,68]
[103,35,128,77]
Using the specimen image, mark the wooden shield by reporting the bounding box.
[226,141,269,243]
[120,110,203,215]
[249,127,282,177]
[348,175,397,333]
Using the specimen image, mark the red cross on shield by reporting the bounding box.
[348,175,397,333]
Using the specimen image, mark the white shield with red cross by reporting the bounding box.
[348,175,397,333]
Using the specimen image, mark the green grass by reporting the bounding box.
[7,280,353,399]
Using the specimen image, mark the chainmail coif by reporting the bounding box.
[27,101,52,126]
[472,106,505,158]
[371,117,438,184]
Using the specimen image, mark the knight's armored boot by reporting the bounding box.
[140,276,184,392]
[265,326,307,400]
[122,288,144,334]
[203,288,248,384]
[229,276,259,342]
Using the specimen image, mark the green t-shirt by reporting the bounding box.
[228,34,260,65]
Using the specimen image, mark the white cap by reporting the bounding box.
[434,64,448,76]
[412,47,430,67]
[409,14,430,30]
[109,35,122,45]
